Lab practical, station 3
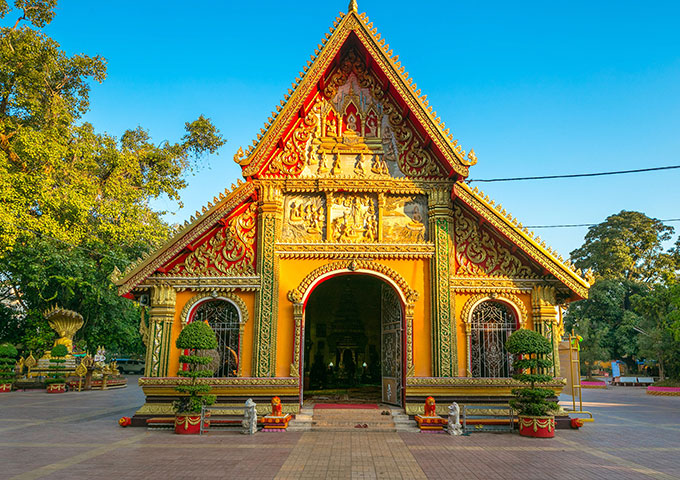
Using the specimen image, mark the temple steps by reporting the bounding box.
[308,407,399,432]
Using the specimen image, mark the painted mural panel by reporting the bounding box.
[281,195,326,243]
[382,195,428,243]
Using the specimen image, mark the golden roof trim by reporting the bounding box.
[113,180,256,295]
[454,181,592,299]
[237,8,476,178]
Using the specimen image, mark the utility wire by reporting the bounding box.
[467,165,680,183]
[523,219,680,229]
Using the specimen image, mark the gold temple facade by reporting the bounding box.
[115,4,591,420]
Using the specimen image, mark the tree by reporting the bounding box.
[632,282,680,380]
[0,1,225,354]
[571,210,675,283]
[566,211,678,375]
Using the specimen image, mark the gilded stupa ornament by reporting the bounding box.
[44,305,84,352]
[348,0,358,13]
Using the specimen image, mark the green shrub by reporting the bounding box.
[505,329,557,417]
[45,344,69,385]
[173,321,218,414]
[0,343,18,384]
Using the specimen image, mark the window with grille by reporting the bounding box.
[191,300,240,377]
[469,301,516,378]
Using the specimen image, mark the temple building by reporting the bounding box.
[114,2,592,422]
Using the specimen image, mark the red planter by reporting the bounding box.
[0,383,11,393]
[518,415,555,438]
[174,414,205,434]
[46,383,66,394]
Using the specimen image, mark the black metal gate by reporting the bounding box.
[192,300,240,377]
[470,301,515,378]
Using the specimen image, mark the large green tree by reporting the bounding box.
[0,1,224,354]
[566,211,679,376]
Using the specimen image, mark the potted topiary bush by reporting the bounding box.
[173,321,218,434]
[505,329,557,438]
[0,343,18,393]
[45,344,69,393]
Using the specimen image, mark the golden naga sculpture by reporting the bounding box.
[44,305,84,352]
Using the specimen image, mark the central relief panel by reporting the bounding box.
[280,193,428,244]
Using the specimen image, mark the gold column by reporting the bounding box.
[531,285,560,376]
[252,182,283,377]
[427,187,457,377]
[144,285,176,377]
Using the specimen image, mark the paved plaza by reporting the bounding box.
[1,379,679,480]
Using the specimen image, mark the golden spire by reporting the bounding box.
[348,0,358,13]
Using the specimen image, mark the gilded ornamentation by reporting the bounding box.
[138,376,300,386]
[276,242,434,259]
[253,212,278,377]
[170,203,257,277]
[44,306,84,351]
[330,193,377,242]
[382,195,428,243]
[460,293,528,334]
[455,183,590,298]
[405,376,565,387]
[145,285,176,377]
[324,49,444,179]
[454,205,535,278]
[269,104,321,176]
[282,195,326,242]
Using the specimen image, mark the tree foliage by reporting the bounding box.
[505,329,557,417]
[566,211,680,379]
[0,1,225,355]
[174,321,218,413]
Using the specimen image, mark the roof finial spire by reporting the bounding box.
[348,0,358,13]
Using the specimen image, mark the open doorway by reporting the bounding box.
[302,274,403,405]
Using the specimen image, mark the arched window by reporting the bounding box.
[191,300,240,377]
[470,301,517,378]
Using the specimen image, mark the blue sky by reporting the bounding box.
[30,1,680,257]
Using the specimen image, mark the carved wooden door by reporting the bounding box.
[381,285,402,405]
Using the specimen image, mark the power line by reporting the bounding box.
[524,219,680,229]
[467,165,680,183]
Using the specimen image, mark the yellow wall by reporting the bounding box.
[274,257,432,377]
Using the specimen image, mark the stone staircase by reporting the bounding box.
[311,408,395,432]
[287,405,419,433]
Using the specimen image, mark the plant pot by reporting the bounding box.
[174,414,203,434]
[0,383,12,393]
[518,415,555,438]
[46,383,66,394]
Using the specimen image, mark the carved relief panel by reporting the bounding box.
[382,195,428,243]
[454,205,536,278]
[329,193,378,243]
[281,194,326,243]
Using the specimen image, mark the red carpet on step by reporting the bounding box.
[313,403,379,409]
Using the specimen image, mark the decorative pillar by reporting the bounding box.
[531,285,560,377]
[252,182,283,377]
[144,285,176,377]
[290,303,304,377]
[427,187,457,377]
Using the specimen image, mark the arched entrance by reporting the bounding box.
[302,274,404,405]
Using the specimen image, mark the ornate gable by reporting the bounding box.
[112,181,256,295]
[453,182,593,299]
[235,8,477,181]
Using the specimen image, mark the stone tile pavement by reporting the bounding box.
[1,378,679,479]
